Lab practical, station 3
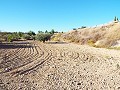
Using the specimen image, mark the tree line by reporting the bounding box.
[0,29,60,43]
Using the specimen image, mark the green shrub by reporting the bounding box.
[7,34,13,42]
[73,28,77,30]
[81,26,87,29]
[28,31,36,36]
[23,34,31,40]
[7,33,20,42]
[18,32,24,38]
[50,29,55,34]
[36,33,52,42]
[12,32,20,40]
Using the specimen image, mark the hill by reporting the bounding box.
[61,21,120,48]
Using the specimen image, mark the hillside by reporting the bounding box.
[62,21,120,48]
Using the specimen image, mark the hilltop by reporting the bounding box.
[61,20,120,48]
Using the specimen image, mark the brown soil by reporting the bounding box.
[0,41,120,90]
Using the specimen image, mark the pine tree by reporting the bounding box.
[114,16,117,21]
[45,30,48,33]
[50,29,55,34]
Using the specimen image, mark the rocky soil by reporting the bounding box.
[0,41,120,90]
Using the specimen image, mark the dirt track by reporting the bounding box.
[0,41,120,90]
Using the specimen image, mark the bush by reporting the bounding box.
[12,32,20,40]
[7,34,13,42]
[23,34,31,40]
[28,31,36,36]
[36,33,52,42]
[18,32,24,38]
[73,28,77,30]
[7,33,20,42]
[81,26,87,29]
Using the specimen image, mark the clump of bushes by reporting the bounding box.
[78,26,87,29]
[36,29,60,42]
[23,31,36,40]
[23,34,34,40]
[23,34,31,40]
[36,33,52,43]
[7,32,21,42]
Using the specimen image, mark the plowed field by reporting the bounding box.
[0,41,120,90]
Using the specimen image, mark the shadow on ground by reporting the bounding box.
[0,42,32,49]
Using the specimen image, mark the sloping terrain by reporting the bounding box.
[62,21,120,48]
[0,41,120,90]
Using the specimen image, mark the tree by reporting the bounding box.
[24,31,36,40]
[28,31,36,36]
[12,32,20,40]
[45,30,48,33]
[81,26,86,29]
[36,33,52,43]
[114,16,117,21]
[73,28,77,30]
[38,31,44,33]
[7,32,20,42]
[23,34,31,40]
[114,16,119,22]
[7,34,13,42]
[18,32,24,38]
[50,29,55,34]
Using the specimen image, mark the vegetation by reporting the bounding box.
[27,31,36,36]
[82,26,86,28]
[23,34,31,40]
[0,29,59,43]
[51,33,62,41]
[50,29,55,34]
[62,19,120,48]
[108,47,120,50]
[24,31,36,40]
[0,32,25,42]
[114,16,117,21]
[35,29,57,42]
[73,28,77,30]
[80,26,87,29]
[114,16,119,22]
[38,31,44,33]
[87,39,95,47]
[18,32,24,37]
[36,33,52,43]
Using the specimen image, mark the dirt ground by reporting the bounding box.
[0,41,120,90]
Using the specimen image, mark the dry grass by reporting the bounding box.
[61,21,120,48]
[51,33,62,41]
[108,46,120,50]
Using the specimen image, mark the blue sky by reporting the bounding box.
[0,0,119,33]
